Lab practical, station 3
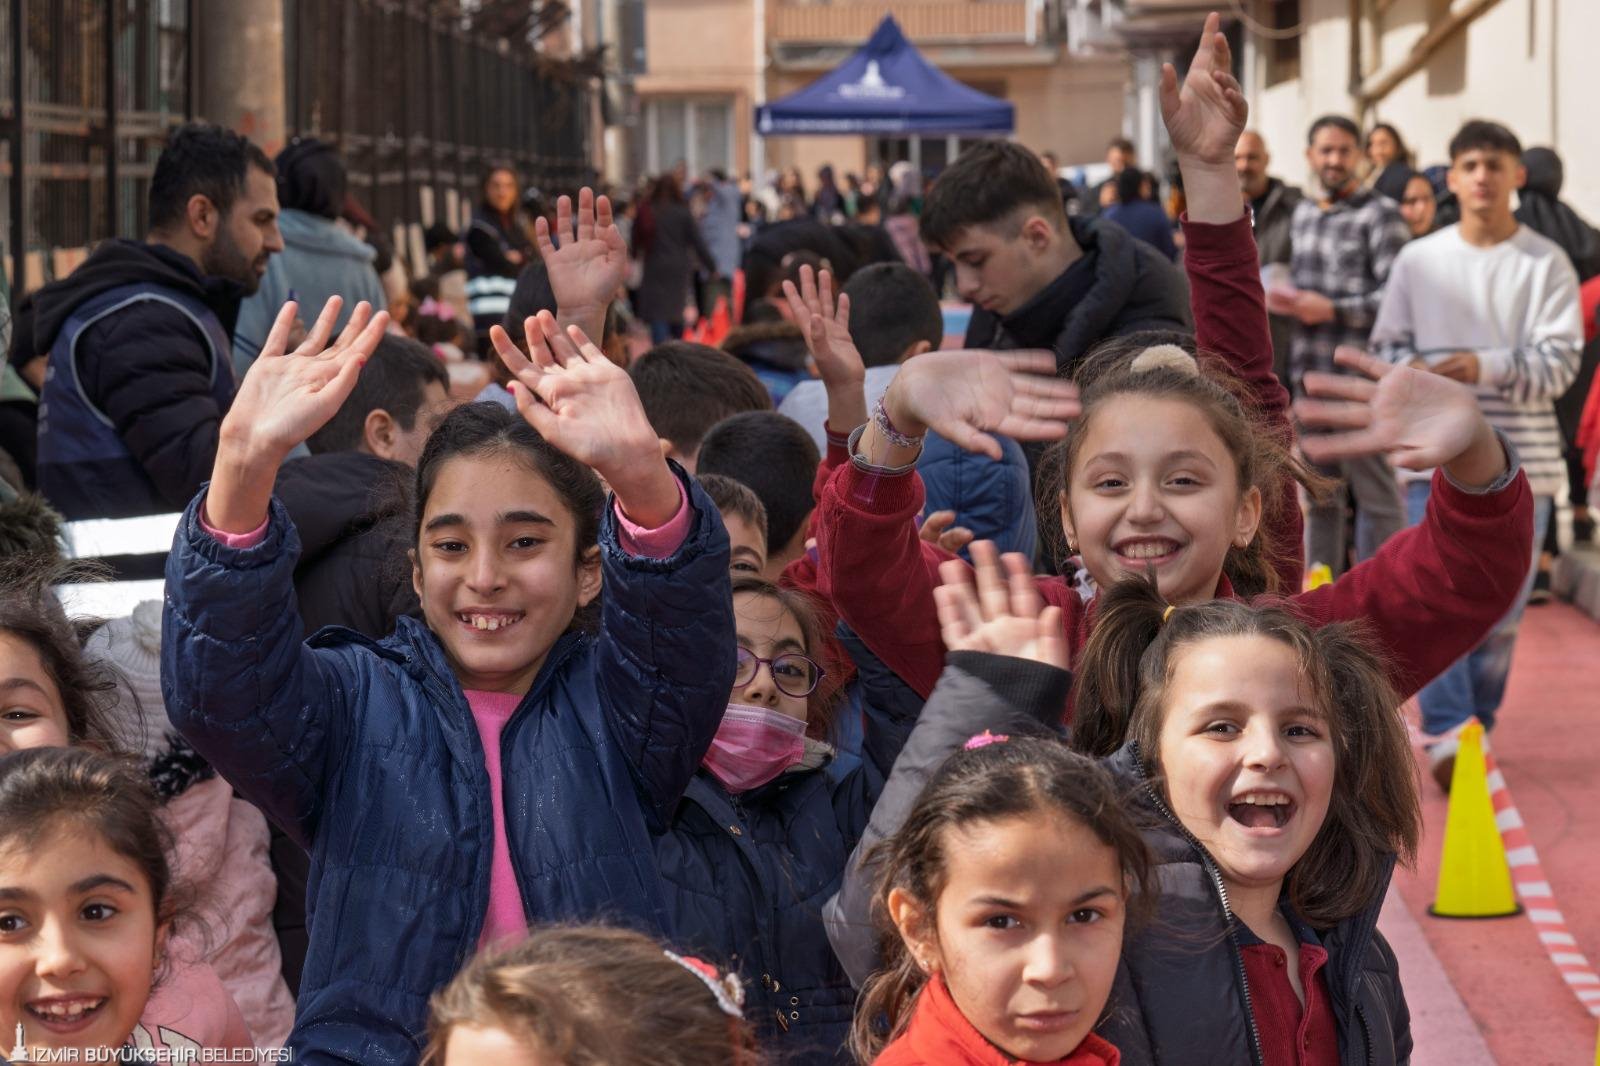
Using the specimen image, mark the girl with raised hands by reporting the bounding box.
[833,546,1419,1066]
[160,296,734,1064]
[805,13,1533,725]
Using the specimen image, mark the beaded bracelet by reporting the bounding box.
[873,396,924,450]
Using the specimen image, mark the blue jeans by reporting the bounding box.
[1404,479,1552,735]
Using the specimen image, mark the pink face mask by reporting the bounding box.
[701,703,808,793]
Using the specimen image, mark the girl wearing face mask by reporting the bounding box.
[853,735,1152,1066]
[830,549,1419,1066]
[162,291,735,1064]
[653,577,921,1064]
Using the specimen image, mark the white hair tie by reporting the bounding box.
[664,950,746,1019]
[1129,344,1199,376]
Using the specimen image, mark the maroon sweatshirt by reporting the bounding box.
[811,214,1534,702]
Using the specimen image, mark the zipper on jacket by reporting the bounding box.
[1355,1000,1374,1066]
[1131,754,1266,1066]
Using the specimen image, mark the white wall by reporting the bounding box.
[1244,0,1600,221]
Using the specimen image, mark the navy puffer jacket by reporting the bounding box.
[654,627,924,1065]
[161,473,734,1065]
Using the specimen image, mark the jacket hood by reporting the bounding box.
[1522,147,1563,198]
[723,319,811,371]
[279,208,379,264]
[21,239,239,361]
[274,451,412,562]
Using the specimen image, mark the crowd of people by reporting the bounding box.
[0,9,1595,1065]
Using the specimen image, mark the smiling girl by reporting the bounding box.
[0,747,251,1059]
[160,290,734,1063]
[831,549,1418,1066]
[805,16,1534,722]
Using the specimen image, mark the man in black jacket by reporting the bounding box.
[920,140,1191,378]
[276,333,451,640]
[22,123,282,519]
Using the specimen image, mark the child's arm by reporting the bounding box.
[166,298,390,846]
[1160,17,1302,587]
[813,348,1078,697]
[823,549,1071,987]
[491,314,736,828]
[535,188,630,350]
[1294,349,1534,696]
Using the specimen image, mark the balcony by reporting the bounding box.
[769,2,1035,44]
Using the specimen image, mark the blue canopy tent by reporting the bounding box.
[755,16,1014,135]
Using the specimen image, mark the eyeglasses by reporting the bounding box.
[735,647,825,698]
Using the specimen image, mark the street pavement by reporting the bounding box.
[1391,601,1600,1065]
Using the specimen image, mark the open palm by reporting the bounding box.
[536,187,629,315]
[490,311,659,476]
[888,349,1080,461]
[1159,11,1247,166]
[782,265,863,388]
[935,542,1068,669]
[224,297,389,459]
[1295,347,1484,470]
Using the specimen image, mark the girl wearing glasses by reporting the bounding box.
[654,575,919,1064]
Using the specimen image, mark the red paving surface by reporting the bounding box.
[1391,602,1600,1065]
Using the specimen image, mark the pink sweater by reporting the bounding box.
[202,480,694,946]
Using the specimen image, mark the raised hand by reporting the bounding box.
[782,265,863,389]
[209,296,390,533]
[878,349,1080,462]
[222,297,388,462]
[934,541,1067,670]
[782,264,870,433]
[491,311,680,527]
[536,187,628,335]
[920,510,975,555]
[1160,11,1247,167]
[1295,346,1506,487]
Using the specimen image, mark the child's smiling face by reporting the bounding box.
[0,634,71,755]
[1155,634,1336,907]
[1064,394,1261,607]
[0,823,165,1055]
[891,810,1127,1061]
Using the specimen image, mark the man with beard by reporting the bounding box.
[1235,130,1303,387]
[26,123,282,518]
[1268,114,1411,575]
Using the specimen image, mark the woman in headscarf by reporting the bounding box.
[1373,162,1438,239]
[231,137,388,377]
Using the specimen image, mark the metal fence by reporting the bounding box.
[284,0,593,271]
[0,0,194,297]
[1,0,592,302]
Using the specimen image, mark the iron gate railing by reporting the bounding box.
[284,0,593,272]
[0,0,193,299]
[1,0,592,304]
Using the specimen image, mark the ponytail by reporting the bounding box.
[1070,575,1170,757]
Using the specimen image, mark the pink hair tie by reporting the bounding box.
[418,296,456,322]
[964,730,1010,751]
[663,950,745,1019]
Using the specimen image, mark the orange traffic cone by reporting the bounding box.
[705,295,732,347]
[1429,721,1521,919]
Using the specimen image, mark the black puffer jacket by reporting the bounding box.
[274,450,419,640]
[963,215,1193,376]
[824,654,1411,1066]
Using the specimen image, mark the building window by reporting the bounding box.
[1264,0,1302,87]
[646,97,734,175]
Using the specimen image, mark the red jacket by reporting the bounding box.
[812,214,1534,702]
[875,976,1120,1066]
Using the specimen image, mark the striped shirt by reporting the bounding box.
[1370,223,1582,496]
[1288,187,1413,385]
